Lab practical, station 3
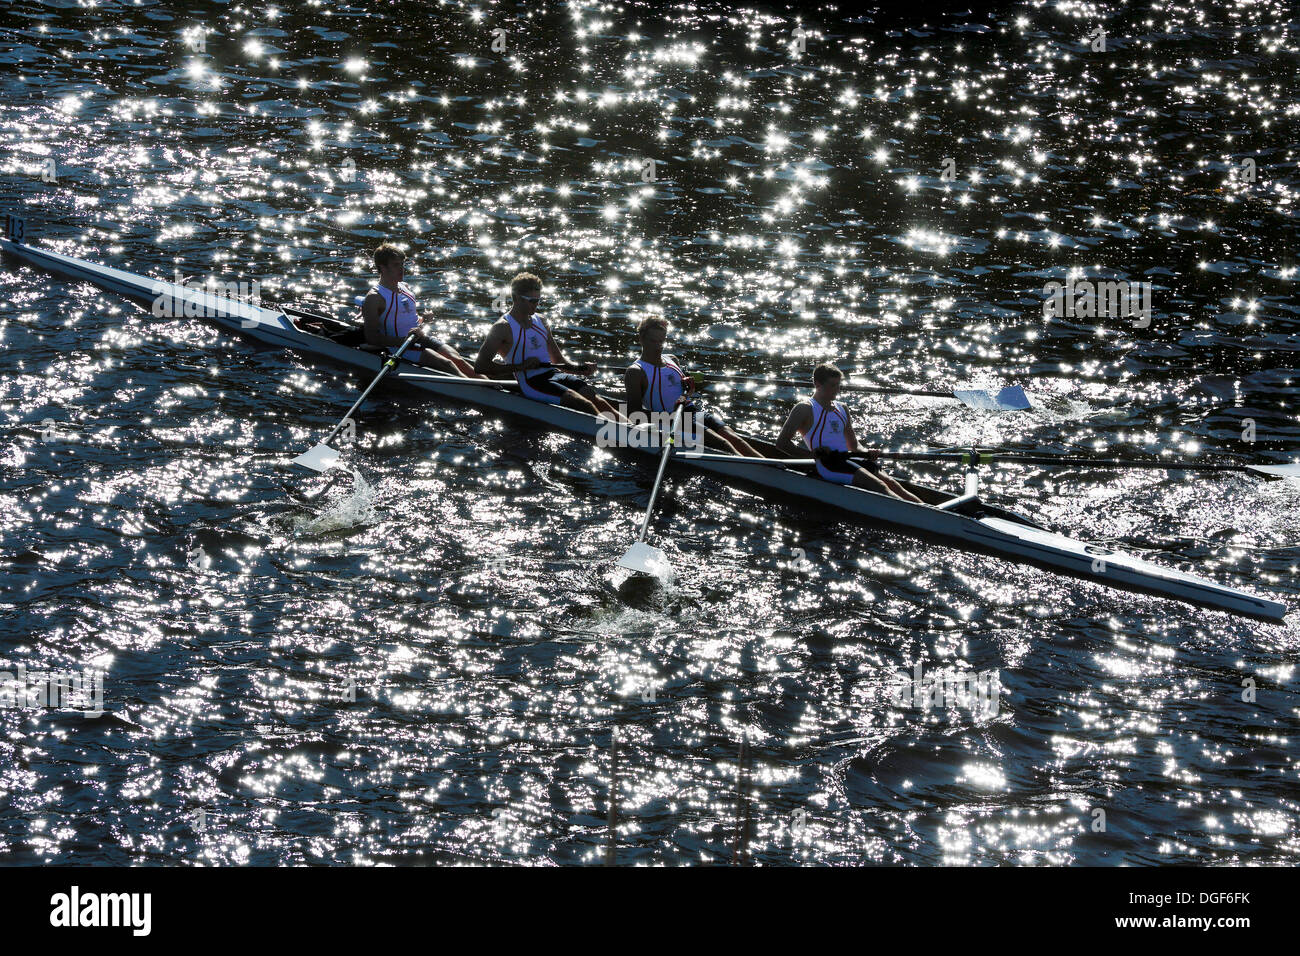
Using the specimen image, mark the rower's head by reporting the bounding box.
[511,273,543,318]
[374,244,405,285]
[812,363,843,401]
[636,315,669,351]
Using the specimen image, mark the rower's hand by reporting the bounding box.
[520,356,543,371]
[860,447,881,467]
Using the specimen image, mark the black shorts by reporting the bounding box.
[519,368,594,402]
[681,401,729,433]
[815,448,867,471]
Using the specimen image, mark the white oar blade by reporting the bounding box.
[952,386,1032,411]
[618,541,670,575]
[1249,463,1300,479]
[291,443,341,473]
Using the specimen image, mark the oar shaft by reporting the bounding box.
[685,449,1277,478]
[394,371,521,389]
[847,451,1277,475]
[635,405,686,544]
[880,452,1255,472]
[842,384,956,399]
[662,369,954,396]
[319,330,419,446]
[658,368,956,397]
[558,362,1009,404]
[682,452,811,467]
[565,361,954,394]
[992,454,1269,473]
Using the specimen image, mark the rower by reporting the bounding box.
[775,363,923,502]
[473,272,625,421]
[624,316,761,457]
[361,244,479,377]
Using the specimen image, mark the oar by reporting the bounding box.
[875,450,1300,478]
[618,404,687,574]
[683,452,808,467]
[556,363,1031,412]
[762,380,1030,411]
[392,371,522,389]
[291,330,420,472]
[682,449,1300,479]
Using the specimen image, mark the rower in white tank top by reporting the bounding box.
[360,244,478,379]
[635,357,689,411]
[371,281,445,363]
[472,273,625,421]
[774,363,924,503]
[804,397,856,484]
[505,311,592,404]
[624,316,762,457]
[633,355,732,439]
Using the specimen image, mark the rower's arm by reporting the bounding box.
[672,356,697,396]
[624,365,647,412]
[542,324,575,368]
[361,292,385,344]
[844,418,861,453]
[775,403,812,457]
[474,321,517,378]
[362,292,437,349]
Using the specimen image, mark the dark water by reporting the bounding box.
[1,0,1297,865]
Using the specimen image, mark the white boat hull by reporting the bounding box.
[1,237,1287,621]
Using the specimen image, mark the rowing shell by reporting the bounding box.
[0,236,1287,621]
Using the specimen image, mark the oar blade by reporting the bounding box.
[1248,463,1300,479]
[618,541,670,575]
[292,442,342,473]
[951,386,1033,411]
